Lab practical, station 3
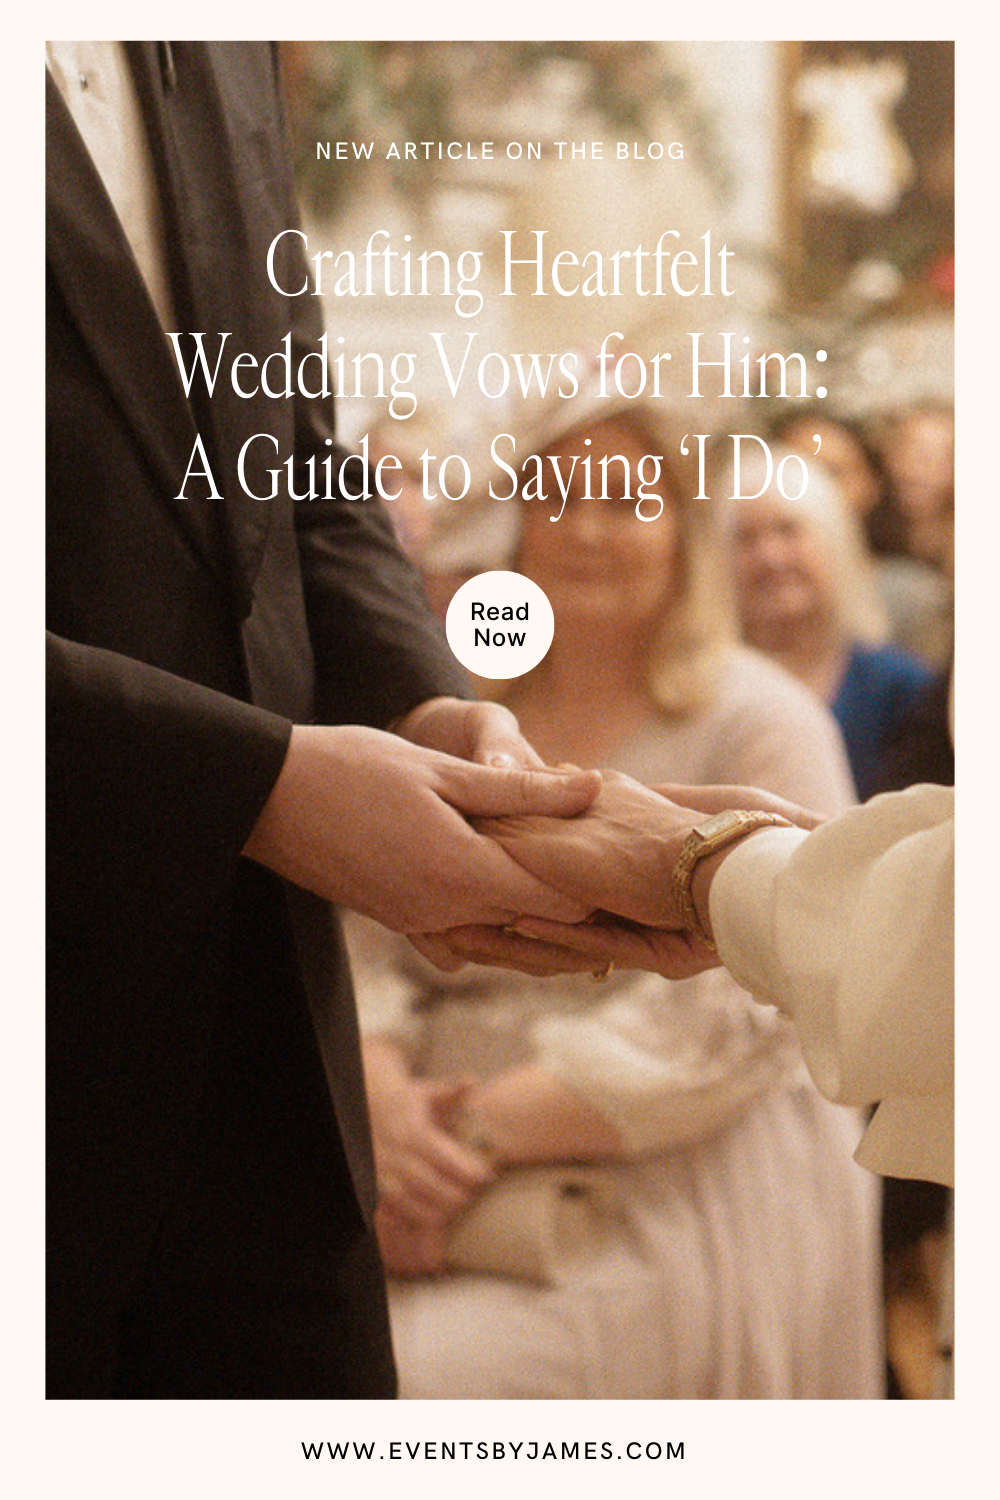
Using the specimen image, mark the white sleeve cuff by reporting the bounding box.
[707,825,810,1005]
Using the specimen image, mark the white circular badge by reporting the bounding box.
[445,570,554,680]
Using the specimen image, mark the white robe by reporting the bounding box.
[710,784,954,1187]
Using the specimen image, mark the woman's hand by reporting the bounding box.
[416,776,823,978]
[362,1038,494,1228]
[438,915,718,981]
[473,770,700,928]
[456,1066,625,1166]
[650,781,826,832]
[375,1204,450,1279]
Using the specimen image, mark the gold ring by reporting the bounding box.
[591,960,614,981]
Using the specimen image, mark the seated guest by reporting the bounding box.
[347,392,883,1400]
[724,450,932,800]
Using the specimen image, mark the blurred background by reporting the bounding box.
[281,41,953,431]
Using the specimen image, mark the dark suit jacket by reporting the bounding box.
[46,42,468,1398]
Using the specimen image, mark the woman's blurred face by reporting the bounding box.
[517,418,682,637]
[729,495,836,643]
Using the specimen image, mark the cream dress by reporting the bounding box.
[349,647,884,1399]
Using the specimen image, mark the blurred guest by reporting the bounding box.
[873,404,955,665]
[873,661,954,796]
[469,761,955,1395]
[772,409,952,666]
[349,393,883,1400]
[772,409,888,536]
[880,404,954,572]
[726,450,932,799]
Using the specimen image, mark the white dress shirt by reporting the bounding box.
[46,40,176,328]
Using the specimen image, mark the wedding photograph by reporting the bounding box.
[35,19,971,1498]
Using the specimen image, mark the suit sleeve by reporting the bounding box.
[291,425,471,727]
[266,54,471,728]
[47,632,291,942]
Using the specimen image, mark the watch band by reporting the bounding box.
[672,809,794,950]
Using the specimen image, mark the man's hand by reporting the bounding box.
[394,696,546,770]
[242,723,601,932]
[394,697,555,967]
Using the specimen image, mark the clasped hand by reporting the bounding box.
[243,697,603,933]
[244,693,816,979]
[416,773,822,980]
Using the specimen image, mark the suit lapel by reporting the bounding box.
[46,69,233,597]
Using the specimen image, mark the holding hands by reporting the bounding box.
[341,712,824,1281]
[246,690,819,980]
[243,697,602,933]
[426,773,823,980]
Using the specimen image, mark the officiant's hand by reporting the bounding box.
[422,778,822,979]
[242,716,601,932]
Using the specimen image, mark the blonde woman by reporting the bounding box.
[350,392,883,1399]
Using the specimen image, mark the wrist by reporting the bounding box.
[241,722,309,869]
[689,843,740,947]
[673,809,794,949]
[241,724,361,897]
[392,695,464,746]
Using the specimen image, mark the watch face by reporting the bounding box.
[696,810,745,841]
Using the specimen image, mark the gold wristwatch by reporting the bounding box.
[672,809,793,950]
